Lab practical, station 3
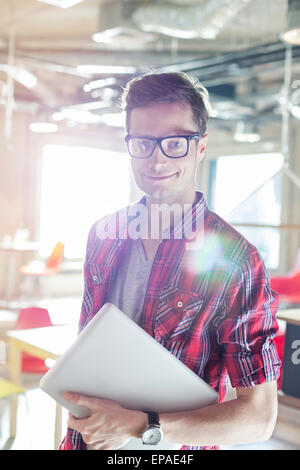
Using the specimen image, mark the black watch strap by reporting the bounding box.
[146,411,159,426]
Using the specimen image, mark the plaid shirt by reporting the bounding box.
[60,192,281,450]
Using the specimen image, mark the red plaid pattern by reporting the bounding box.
[60,192,281,451]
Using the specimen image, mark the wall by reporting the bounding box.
[0,109,33,237]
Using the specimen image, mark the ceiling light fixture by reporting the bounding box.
[29,122,58,133]
[90,88,119,100]
[83,77,116,93]
[60,108,102,124]
[92,27,128,44]
[0,65,37,89]
[64,101,112,111]
[291,105,300,119]
[100,113,125,128]
[52,111,64,121]
[37,0,84,8]
[280,0,300,45]
[77,65,137,75]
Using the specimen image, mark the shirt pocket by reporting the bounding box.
[86,263,112,307]
[154,286,204,344]
[88,263,108,286]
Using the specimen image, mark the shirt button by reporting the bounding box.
[177,300,183,308]
[92,275,98,282]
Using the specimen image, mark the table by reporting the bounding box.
[0,240,40,305]
[277,308,300,327]
[6,324,77,449]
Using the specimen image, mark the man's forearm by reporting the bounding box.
[64,382,278,449]
[159,383,278,447]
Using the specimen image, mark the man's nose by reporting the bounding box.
[149,142,167,167]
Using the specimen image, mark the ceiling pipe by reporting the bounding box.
[92,0,155,45]
[133,0,254,40]
[156,42,300,86]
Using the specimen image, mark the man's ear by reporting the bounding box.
[197,134,208,162]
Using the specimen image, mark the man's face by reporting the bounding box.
[128,101,207,205]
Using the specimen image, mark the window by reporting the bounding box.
[39,145,130,259]
[210,153,283,270]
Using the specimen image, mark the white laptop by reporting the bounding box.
[40,303,218,450]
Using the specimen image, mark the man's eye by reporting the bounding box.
[137,140,151,150]
[167,139,184,149]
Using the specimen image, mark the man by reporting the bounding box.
[60,72,281,450]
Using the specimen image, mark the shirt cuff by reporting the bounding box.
[227,341,281,388]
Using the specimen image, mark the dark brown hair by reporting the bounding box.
[121,71,211,134]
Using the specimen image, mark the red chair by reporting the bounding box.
[270,270,300,304]
[274,331,285,390]
[20,242,64,276]
[19,242,64,297]
[16,307,53,374]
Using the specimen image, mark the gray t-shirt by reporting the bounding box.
[105,238,154,324]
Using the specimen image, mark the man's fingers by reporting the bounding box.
[67,413,86,432]
[63,392,105,410]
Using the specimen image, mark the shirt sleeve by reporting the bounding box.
[216,249,281,388]
[78,221,99,333]
[59,224,98,450]
[59,427,87,450]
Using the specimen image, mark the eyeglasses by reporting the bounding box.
[125,133,203,159]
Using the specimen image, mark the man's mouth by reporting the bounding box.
[144,172,178,181]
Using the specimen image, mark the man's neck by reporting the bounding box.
[145,191,198,209]
[144,191,198,240]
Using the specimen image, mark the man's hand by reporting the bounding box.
[64,392,147,450]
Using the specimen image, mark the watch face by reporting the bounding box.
[143,426,162,445]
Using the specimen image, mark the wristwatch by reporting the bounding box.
[142,411,163,445]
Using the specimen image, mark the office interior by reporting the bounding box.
[0,0,300,451]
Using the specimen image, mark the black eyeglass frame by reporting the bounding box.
[125,133,203,159]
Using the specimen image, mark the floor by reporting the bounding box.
[0,295,80,450]
[0,383,68,450]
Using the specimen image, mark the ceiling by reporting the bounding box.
[0,0,299,134]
